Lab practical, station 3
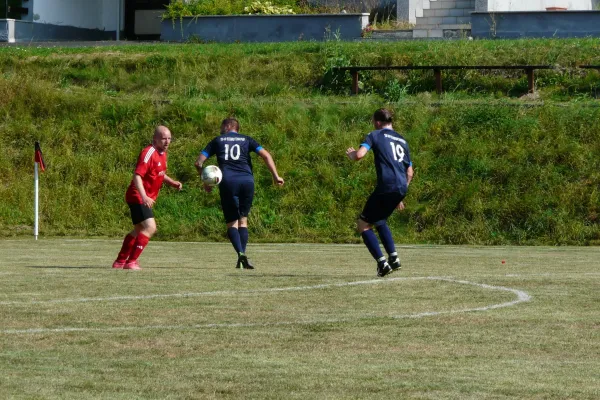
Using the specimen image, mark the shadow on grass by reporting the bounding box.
[225,273,376,278]
[26,265,224,270]
[26,265,107,269]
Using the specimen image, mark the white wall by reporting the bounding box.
[486,0,592,11]
[102,0,123,32]
[33,0,123,31]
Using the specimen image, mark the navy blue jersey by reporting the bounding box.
[361,128,412,195]
[201,132,263,182]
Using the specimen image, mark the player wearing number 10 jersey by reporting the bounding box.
[195,118,284,270]
[346,109,414,277]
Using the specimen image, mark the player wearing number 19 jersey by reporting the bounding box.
[346,109,414,277]
[195,118,284,270]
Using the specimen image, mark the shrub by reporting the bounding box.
[243,1,295,14]
[163,0,296,18]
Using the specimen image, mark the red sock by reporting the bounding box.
[116,234,136,262]
[128,233,149,261]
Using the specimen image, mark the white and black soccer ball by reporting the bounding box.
[201,165,223,187]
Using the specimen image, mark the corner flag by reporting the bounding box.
[34,141,46,172]
[34,141,46,240]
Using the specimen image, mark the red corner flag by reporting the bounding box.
[34,141,46,172]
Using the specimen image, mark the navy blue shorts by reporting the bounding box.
[360,191,404,226]
[219,179,255,223]
[128,203,154,225]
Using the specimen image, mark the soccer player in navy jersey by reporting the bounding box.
[346,109,414,277]
[113,126,183,270]
[195,118,284,269]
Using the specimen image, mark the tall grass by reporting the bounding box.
[1,40,599,244]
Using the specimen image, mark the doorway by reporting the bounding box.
[124,0,167,40]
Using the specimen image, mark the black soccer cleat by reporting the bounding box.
[377,260,392,277]
[389,256,401,272]
[237,253,254,270]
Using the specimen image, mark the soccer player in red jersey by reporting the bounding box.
[112,126,182,270]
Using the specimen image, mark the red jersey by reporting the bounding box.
[125,145,167,204]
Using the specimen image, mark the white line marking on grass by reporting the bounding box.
[0,277,531,334]
[0,277,422,305]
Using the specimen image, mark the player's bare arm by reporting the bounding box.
[133,174,154,208]
[194,153,207,174]
[163,175,183,191]
[194,153,214,192]
[397,166,414,212]
[346,146,368,161]
[257,149,284,186]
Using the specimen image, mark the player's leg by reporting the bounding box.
[220,184,244,262]
[357,218,390,277]
[236,180,255,269]
[123,204,156,270]
[236,217,254,269]
[376,222,400,271]
[374,193,404,272]
[239,217,249,253]
[114,203,151,269]
[113,229,136,268]
[359,193,397,277]
[226,218,244,255]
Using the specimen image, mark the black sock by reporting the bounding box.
[227,227,243,254]
[361,230,384,261]
[376,223,396,256]
[239,227,248,253]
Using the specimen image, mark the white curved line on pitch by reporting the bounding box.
[0,278,531,334]
[0,277,428,305]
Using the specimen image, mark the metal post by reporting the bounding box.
[434,69,443,94]
[34,162,39,240]
[352,71,359,95]
[116,0,121,41]
[526,68,535,93]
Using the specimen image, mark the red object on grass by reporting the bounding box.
[34,141,46,172]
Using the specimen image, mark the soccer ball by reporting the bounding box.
[201,165,223,186]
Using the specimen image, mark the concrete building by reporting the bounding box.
[398,0,595,25]
[397,0,598,39]
[472,0,600,38]
[1,0,165,42]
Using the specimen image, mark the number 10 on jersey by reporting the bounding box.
[224,144,241,161]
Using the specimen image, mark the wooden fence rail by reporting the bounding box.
[332,65,563,95]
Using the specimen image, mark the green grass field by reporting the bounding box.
[0,239,598,399]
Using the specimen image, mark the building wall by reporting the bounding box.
[472,10,600,38]
[481,0,592,11]
[31,0,122,31]
[161,14,370,42]
[397,0,424,24]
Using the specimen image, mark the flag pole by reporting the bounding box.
[34,161,39,240]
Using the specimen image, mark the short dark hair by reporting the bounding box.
[221,118,240,133]
[373,108,393,124]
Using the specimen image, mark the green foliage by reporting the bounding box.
[243,1,295,14]
[319,29,353,93]
[163,0,295,18]
[383,78,410,102]
[1,40,600,244]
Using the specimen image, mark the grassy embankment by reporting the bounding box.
[0,39,599,244]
